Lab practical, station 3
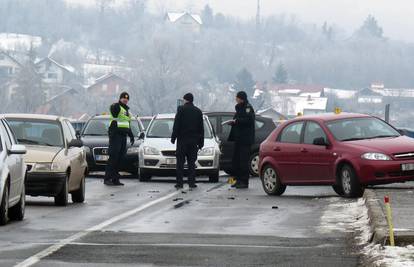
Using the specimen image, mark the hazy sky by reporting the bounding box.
[66,0,414,42]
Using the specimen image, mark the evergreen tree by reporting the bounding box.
[201,4,214,27]
[356,15,383,39]
[234,68,255,98]
[273,63,288,84]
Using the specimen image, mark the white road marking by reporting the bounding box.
[14,190,180,267]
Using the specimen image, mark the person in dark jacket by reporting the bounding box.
[171,93,204,189]
[228,91,255,189]
[104,92,135,186]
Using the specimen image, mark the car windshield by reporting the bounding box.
[8,119,64,147]
[326,117,400,142]
[147,118,213,138]
[83,119,142,136]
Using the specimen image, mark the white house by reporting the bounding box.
[165,12,203,32]
[35,57,76,85]
[0,51,21,78]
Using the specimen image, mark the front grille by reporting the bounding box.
[393,152,414,160]
[160,164,176,168]
[162,150,176,157]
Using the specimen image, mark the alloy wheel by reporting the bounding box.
[341,169,352,194]
[263,167,277,191]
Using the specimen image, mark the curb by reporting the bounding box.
[363,189,389,245]
[363,189,414,246]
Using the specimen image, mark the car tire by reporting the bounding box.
[0,182,9,226]
[55,175,69,206]
[209,171,220,183]
[248,152,260,177]
[332,184,344,196]
[139,169,152,182]
[71,176,85,203]
[9,184,25,221]
[339,164,364,198]
[261,165,286,196]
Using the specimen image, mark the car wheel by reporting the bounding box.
[139,169,152,182]
[71,176,85,203]
[209,171,220,183]
[332,184,344,196]
[9,184,25,221]
[261,165,286,196]
[248,152,260,177]
[0,183,9,226]
[55,175,69,206]
[339,165,364,198]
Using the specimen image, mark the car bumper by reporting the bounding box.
[139,153,219,177]
[86,153,139,173]
[356,160,414,185]
[26,172,67,197]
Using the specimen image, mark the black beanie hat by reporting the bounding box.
[119,92,130,100]
[236,91,248,101]
[183,93,194,102]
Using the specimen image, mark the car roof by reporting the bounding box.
[155,113,209,120]
[288,112,372,123]
[204,111,266,119]
[4,113,62,121]
[91,115,139,120]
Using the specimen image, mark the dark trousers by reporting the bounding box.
[176,142,198,185]
[105,133,127,181]
[232,143,251,185]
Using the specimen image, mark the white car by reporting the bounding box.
[139,114,221,183]
[0,117,27,225]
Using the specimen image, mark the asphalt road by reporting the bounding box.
[0,174,362,267]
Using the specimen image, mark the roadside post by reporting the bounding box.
[384,195,395,246]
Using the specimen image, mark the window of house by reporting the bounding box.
[47,73,58,79]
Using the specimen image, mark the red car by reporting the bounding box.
[259,113,414,198]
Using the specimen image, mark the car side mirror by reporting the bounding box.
[9,144,26,155]
[68,139,83,148]
[139,132,145,140]
[313,137,329,146]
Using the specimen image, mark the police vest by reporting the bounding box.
[110,106,131,129]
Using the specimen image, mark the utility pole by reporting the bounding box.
[256,0,261,30]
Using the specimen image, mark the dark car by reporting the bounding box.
[259,113,414,198]
[205,112,276,176]
[70,120,86,133]
[81,115,145,176]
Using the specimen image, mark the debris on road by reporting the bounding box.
[148,190,160,193]
[173,198,184,202]
[272,206,279,209]
[228,197,236,200]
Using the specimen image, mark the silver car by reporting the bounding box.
[139,114,221,183]
[0,117,27,225]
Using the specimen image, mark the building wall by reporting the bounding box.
[88,77,130,97]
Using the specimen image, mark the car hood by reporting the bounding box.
[24,145,63,163]
[142,137,217,151]
[344,136,414,155]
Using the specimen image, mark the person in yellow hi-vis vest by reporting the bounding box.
[104,92,135,186]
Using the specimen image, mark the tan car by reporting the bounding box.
[5,114,87,206]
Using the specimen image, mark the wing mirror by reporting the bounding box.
[313,137,329,146]
[76,130,81,139]
[9,144,27,155]
[68,139,83,148]
[139,132,145,140]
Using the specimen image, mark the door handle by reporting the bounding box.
[273,147,281,151]
[301,148,308,153]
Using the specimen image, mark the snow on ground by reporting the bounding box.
[318,197,414,266]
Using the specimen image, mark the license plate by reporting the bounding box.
[96,155,109,161]
[166,158,176,165]
[401,163,414,171]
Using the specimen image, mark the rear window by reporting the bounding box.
[147,118,213,138]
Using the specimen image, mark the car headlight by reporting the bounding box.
[143,146,160,155]
[198,147,214,156]
[127,147,140,154]
[33,162,64,172]
[361,153,391,161]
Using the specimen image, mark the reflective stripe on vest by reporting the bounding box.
[110,105,131,129]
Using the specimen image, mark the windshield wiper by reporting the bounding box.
[341,137,366,141]
[17,138,41,145]
[367,135,399,139]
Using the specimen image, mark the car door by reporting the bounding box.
[62,120,82,191]
[274,121,305,182]
[300,121,337,183]
[218,114,235,164]
[0,120,20,201]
